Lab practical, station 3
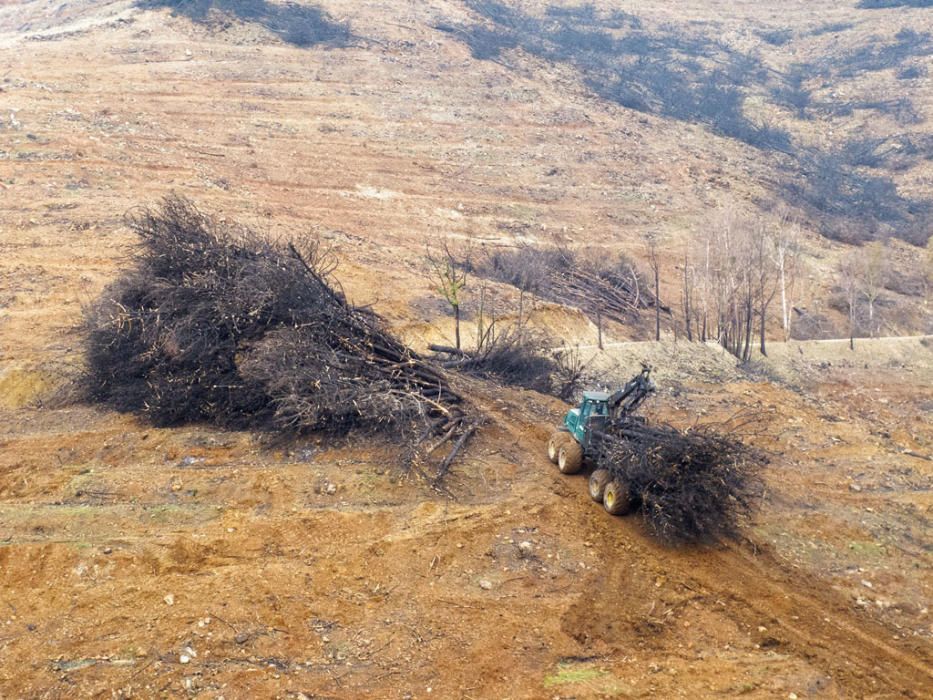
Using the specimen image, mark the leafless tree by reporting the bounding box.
[512,243,550,327]
[839,251,862,350]
[426,240,468,350]
[644,232,662,341]
[681,249,694,342]
[687,207,767,360]
[707,206,752,359]
[860,241,887,337]
[768,209,802,341]
[686,206,808,358]
[920,238,933,309]
[751,217,779,356]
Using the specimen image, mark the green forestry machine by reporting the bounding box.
[546,365,654,516]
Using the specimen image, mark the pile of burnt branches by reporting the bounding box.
[83,195,473,481]
[468,244,668,326]
[429,324,592,400]
[596,418,766,544]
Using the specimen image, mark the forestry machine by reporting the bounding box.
[546,365,654,515]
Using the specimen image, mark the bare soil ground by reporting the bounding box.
[1,1,931,698]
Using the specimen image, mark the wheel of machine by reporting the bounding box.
[603,479,634,516]
[557,440,584,475]
[547,432,569,464]
[588,469,612,502]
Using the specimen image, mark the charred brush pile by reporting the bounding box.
[83,196,473,479]
[429,328,590,401]
[597,419,766,544]
[429,331,556,395]
[469,245,667,326]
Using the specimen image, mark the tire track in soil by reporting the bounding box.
[700,545,932,697]
[596,500,932,697]
[477,390,933,698]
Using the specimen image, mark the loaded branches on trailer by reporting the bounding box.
[546,367,766,544]
[591,420,765,544]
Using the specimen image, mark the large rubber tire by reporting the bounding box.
[557,441,584,475]
[547,432,569,464]
[603,479,634,516]
[588,469,612,502]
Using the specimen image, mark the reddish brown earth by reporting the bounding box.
[1,1,931,698]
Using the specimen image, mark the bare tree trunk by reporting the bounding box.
[454,305,461,350]
[654,265,661,342]
[683,252,693,342]
[518,289,524,330]
[644,233,662,342]
[759,301,767,356]
[476,283,486,353]
[849,303,855,351]
[597,308,603,350]
[849,299,855,350]
[779,258,788,339]
[629,264,641,309]
[703,238,711,344]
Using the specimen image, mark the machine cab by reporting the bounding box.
[563,391,610,449]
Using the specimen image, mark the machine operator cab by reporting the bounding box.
[548,366,654,475]
[564,391,610,450]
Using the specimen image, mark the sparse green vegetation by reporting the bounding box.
[543,663,609,687]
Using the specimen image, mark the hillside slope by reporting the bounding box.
[1,0,931,697]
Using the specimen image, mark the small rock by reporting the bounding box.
[861,580,873,589]
[103,547,112,555]
[478,579,493,590]
[164,594,175,606]
[517,541,533,558]
[296,448,316,462]
[849,483,862,492]
[179,654,190,664]
[325,483,337,495]
[235,631,251,644]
